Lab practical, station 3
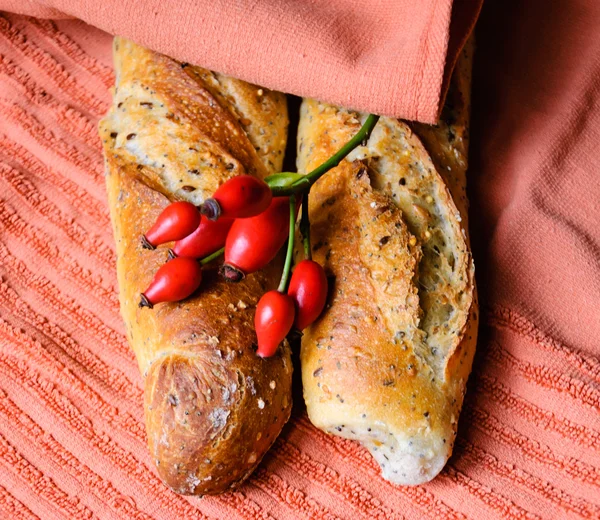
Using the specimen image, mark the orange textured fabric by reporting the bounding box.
[0,1,600,518]
[0,0,482,123]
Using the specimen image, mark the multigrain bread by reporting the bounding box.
[99,38,291,495]
[297,40,478,485]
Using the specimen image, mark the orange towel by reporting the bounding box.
[0,1,599,518]
[0,0,482,123]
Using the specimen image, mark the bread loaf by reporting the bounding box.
[297,40,478,485]
[99,38,292,495]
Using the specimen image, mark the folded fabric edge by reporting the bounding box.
[0,0,481,122]
[437,0,483,120]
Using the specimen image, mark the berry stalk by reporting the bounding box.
[277,195,296,294]
[300,192,311,260]
[200,247,225,266]
[268,114,379,196]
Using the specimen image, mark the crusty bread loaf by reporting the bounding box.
[99,38,291,495]
[297,40,478,485]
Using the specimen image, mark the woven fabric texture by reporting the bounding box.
[0,0,482,123]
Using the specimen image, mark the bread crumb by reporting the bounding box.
[160,432,170,447]
[269,380,276,390]
[187,473,201,493]
[208,408,230,429]
[257,398,265,409]
[282,355,290,374]
[248,452,257,463]
[246,376,256,395]
[237,300,247,309]
[221,387,230,402]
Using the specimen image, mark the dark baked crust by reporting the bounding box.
[100,38,291,495]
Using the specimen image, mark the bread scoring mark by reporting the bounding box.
[347,116,473,379]
[181,67,287,174]
[101,81,243,205]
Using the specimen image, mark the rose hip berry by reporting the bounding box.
[255,290,296,357]
[169,216,233,259]
[288,259,328,330]
[139,257,203,308]
[221,197,292,282]
[142,201,200,249]
[200,175,272,221]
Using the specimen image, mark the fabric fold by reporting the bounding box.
[0,0,481,122]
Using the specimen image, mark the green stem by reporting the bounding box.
[270,114,380,197]
[278,195,296,293]
[300,193,311,260]
[200,247,224,266]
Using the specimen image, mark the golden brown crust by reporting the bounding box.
[297,38,477,485]
[100,38,291,495]
[100,38,287,206]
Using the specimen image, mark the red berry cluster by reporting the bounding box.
[138,114,380,358]
[138,175,327,357]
